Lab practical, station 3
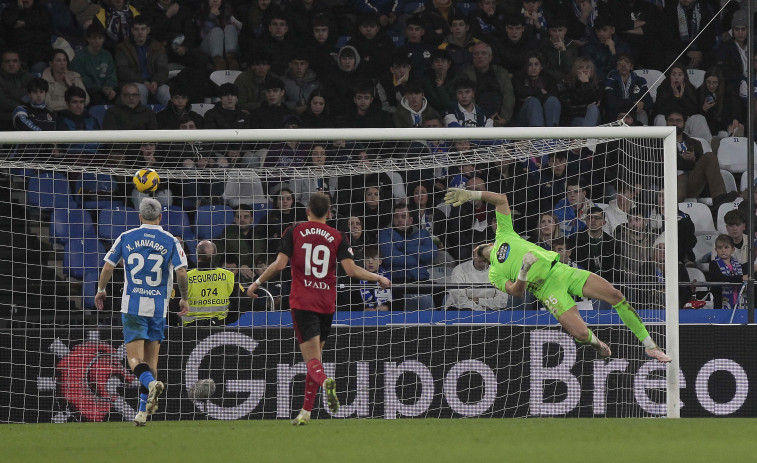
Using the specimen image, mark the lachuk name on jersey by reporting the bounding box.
[125,239,169,255]
[299,227,335,242]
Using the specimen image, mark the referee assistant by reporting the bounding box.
[183,240,241,326]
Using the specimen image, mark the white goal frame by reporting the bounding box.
[0,126,679,418]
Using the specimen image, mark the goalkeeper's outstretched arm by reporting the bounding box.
[444,188,511,215]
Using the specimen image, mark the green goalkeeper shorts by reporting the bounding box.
[533,262,591,318]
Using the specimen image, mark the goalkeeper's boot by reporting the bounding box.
[133,411,147,427]
[324,378,339,414]
[646,346,672,363]
[146,380,165,415]
[593,339,612,359]
[292,409,311,426]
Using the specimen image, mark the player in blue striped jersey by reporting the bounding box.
[95,198,189,426]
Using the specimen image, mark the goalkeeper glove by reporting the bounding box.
[518,252,537,282]
[444,187,482,207]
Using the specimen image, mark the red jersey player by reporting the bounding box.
[247,192,391,425]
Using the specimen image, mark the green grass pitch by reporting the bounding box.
[3,419,757,463]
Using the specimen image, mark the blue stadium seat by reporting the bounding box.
[27,171,72,210]
[252,202,269,225]
[50,208,97,245]
[336,35,351,48]
[74,173,118,209]
[63,238,106,280]
[88,105,109,127]
[194,205,234,240]
[148,104,165,113]
[98,206,140,242]
[160,206,197,261]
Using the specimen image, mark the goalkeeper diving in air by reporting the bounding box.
[444,188,671,363]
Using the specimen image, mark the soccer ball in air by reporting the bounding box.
[133,168,160,193]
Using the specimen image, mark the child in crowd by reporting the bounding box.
[708,234,747,309]
[359,246,392,311]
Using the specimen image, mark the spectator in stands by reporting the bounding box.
[648,235,692,309]
[698,67,744,146]
[255,187,307,259]
[653,64,703,130]
[95,0,141,52]
[712,9,749,96]
[282,52,321,114]
[662,0,715,69]
[606,0,664,70]
[711,210,749,265]
[350,183,394,242]
[573,206,621,282]
[530,212,562,249]
[419,0,460,47]
[512,51,561,127]
[0,50,31,131]
[423,48,456,114]
[237,0,275,55]
[445,176,493,261]
[667,109,727,203]
[445,242,510,310]
[613,206,653,283]
[339,215,374,259]
[443,77,493,127]
[647,187,697,266]
[300,90,337,128]
[41,49,90,113]
[603,181,637,234]
[304,13,338,79]
[499,16,538,76]
[249,77,295,129]
[13,77,56,131]
[708,234,748,309]
[289,144,337,207]
[71,24,118,106]
[469,0,504,46]
[538,17,580,83]
[288,0,332,44]
[204,83,249,130]
[103,82,159,130]
[738,179,757,231]
[56,87,100,132]
[196,0,240,71]
[408,181,447,250]
[156,84,201,129]
[70,0,100,32]
[603,53,652,124]
[393,80,439,127]
[236,52,273,112]
[484,157,530,229]
[1,0,53,74]
[528,150,570,213]
[115,17,171,106]
[377,50,413,113]
[346,12,396,76]
[378,202,438,283]
[554,178,596,236]
[357,245,393,310]
[560,56,602,127]
[322,46,365,115]
[545,0,596,45]
[581,15,630,81]
[257,9,298,76]
[342,83,394,128]
[350,3,403,41]
[521,0,549,40]
[459,42,514,126]
[217,204,257,276]
[403,16,434,79]
[438,13,479,72]
[142,0,208,72]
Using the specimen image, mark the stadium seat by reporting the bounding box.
[50,208,97,245]
[457,2,475,15]
[690,136,712,155]
[687,69,705,88]
[716,198,743,234]
[739,171,756,192]
[194,205,234,240]
[27,171,72,210]
[634,69,664,101]
[718,137,756,174]
[190,103,213,117]
[210,70,243,87]
[252,202,270,225]
[168,69,182,79]
[335,35,351,48]
[160,206,197,261]
[98,206,140,242]
[63,238,106,280]
[686,267,708,294]
[74,173,118,209]
[148,104,165,113]
[679,201,716,233]
[88,105,109,128]
[693,232,716,263]
[721,170,738,194]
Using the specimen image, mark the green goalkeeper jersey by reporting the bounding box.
[488,211,559,293]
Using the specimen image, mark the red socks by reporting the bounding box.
[302,376,319,412]
[306,359,328,385]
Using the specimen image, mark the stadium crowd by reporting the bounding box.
[6,0,757,314]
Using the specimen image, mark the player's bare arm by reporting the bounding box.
[341,258,392,288]
[175,267,189,316]
[247,252,290,297]
[94,262,116,310]
[444,188,511,215]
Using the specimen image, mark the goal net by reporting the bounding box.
[0,127,678,422]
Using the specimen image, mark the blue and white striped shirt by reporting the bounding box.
[104,224,188,318]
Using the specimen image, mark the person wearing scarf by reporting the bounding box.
[708,234,747,309]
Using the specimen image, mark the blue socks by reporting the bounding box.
[133,362,156,389]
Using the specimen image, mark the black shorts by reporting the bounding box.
[291,308,333,344]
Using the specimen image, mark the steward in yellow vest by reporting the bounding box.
[183,240,237,326]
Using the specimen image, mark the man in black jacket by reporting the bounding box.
[573,206,621,283]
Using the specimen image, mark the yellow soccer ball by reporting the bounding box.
[133,168,160,193]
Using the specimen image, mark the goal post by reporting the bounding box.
[0,125,680,421]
